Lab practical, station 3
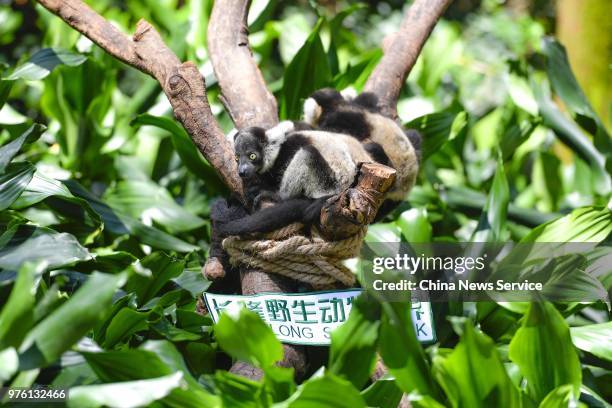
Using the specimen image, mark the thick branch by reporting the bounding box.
[208,0,278,129]
[320,163,396,240]
[363,0,452,118]
[36,0,243,196]
[207,0,303,381]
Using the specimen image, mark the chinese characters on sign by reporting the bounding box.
[204,290,435,345]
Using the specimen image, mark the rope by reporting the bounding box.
[222,223,366,288]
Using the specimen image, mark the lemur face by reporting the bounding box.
[234,127,266,179]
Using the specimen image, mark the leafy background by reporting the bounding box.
[0,0,610,407]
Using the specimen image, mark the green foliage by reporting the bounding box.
[328,295,380,389]
[5,48,87,81]
[280,19,331,119]
[509,302,582,402]
[0,1,610,407]
[215,308,283,368]
[433,322,519,407]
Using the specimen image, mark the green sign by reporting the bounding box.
[204,289,436,346]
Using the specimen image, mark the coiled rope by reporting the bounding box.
[222,223,366,288]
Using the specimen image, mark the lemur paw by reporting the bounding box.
[253,191,280,210]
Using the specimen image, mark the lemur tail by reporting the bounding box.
[216,196,330,237]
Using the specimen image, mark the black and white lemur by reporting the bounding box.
[212,89,421,239]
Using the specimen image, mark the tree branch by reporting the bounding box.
[206,0,308,380]
[363,0,452,118]
[35,0,243,196]
[208,0,278,129]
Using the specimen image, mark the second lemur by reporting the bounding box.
[303,88,421,218]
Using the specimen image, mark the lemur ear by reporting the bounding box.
[303,97,322,126]
[228,128,238,141]
[266,121,293,145]
[304,88,345,125]
[311,88,343,108]
[226,128,237,150]
[340,87,357,101]
[353,92,379,111]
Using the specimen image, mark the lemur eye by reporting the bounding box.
[249,153,257,161]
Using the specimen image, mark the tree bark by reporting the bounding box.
[208,0,278,129]
[363,0,452,119]
[319,163,396,240]
[35,0,243,197]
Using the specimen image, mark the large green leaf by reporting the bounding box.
[102,308,150,348]
[39,58,113,170]
[13,171,80,207]
[0,262,45,349]
[333,49,382,91]
[0,224,91,272]
[508,302,582,403]
[520,206,612,243]
[406,108,468,161]
[0,162,35,211]
[131,114,224,192]
[378,302,439,399]
[397,208,432,243]
[537,255,608,303]
[274,374,366,408]
[360,377,404,408]
[538,385,578,408]
[432,322,519,407]
[215,307,283,368]
[542,39,611,163]
[328,295,380,389]
[0,79,12,109]
[5,48,86,81]
[471,156,509,242]
[83,341,220,408]
[124,252,184,306]
[215,370,268,407]
[171,255,211,296]
[444,186,559,227]
[151,317,203,342]
[263,365,296,404]
[64,180,199,252]
[532,151,562,212]
[83,349,176,382]
[12,171,102,236]
[532,78,610,193]
[68,372,184,408]
[104,179,206,233]
[19,272,125,369]
[499,116,538,161]
[570,322,612,362]
[0,124,45,172]
[408,393,447,408]
[281,19,331,119]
